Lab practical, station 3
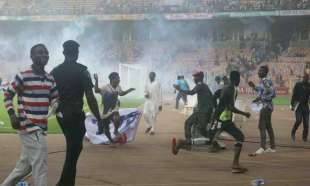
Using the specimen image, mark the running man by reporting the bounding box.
[144,72,163,135]
[210,71,251,173]
[248,65,276,155]
[290,73,310,142]
[172,71,214,152]
[94,72,135,142]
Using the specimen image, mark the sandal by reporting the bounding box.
[232,167,248,173]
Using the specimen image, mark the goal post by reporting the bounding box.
[119,63,148,99]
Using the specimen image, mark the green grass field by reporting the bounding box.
[0,94,143,134]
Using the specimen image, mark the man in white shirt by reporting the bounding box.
[144,72,163,135]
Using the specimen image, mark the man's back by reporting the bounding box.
[292,81,310,106]
[177,79,189,91]
[195,82,213,113]
[51,62,91,111]
[219,84,236,109]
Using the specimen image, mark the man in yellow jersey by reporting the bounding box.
[210,70,251,173]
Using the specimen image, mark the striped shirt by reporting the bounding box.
[4,68,58,134]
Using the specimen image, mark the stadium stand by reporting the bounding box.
[0,0,309,16]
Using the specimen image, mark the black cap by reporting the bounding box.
[63,40,80,54]
[192,71,204,77]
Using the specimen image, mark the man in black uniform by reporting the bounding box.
[291,73,310,142]
[51,40,103,186]
[172,71,214,154]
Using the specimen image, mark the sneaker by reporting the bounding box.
[122,133,128,143]
[145,127,152,134]
[172,138,179,155]
[232,166,248,174]
[172,138,189,155]
[254,147,265,155]
[265,148,276,153]
[116,134,127,145]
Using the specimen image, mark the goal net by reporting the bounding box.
[119,63,148,99]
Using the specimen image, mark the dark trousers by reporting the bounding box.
[56,113,86,186]
[221,121,244,143]
[176,93,187,109]
[210,120,245,145]
[185,111,212,140]
[259,107,275,149]
[292,105,309,141]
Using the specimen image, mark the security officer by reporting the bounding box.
[51,40,102,186]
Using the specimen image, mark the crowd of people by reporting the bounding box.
[0,0,309,16]
[171,65,280,173]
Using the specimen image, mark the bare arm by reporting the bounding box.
[174,84,199,96]
[93,73,102,93]
[119,88,135,96]
[85,89,101,121]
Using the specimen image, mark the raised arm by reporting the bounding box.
[93,73,102,94]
